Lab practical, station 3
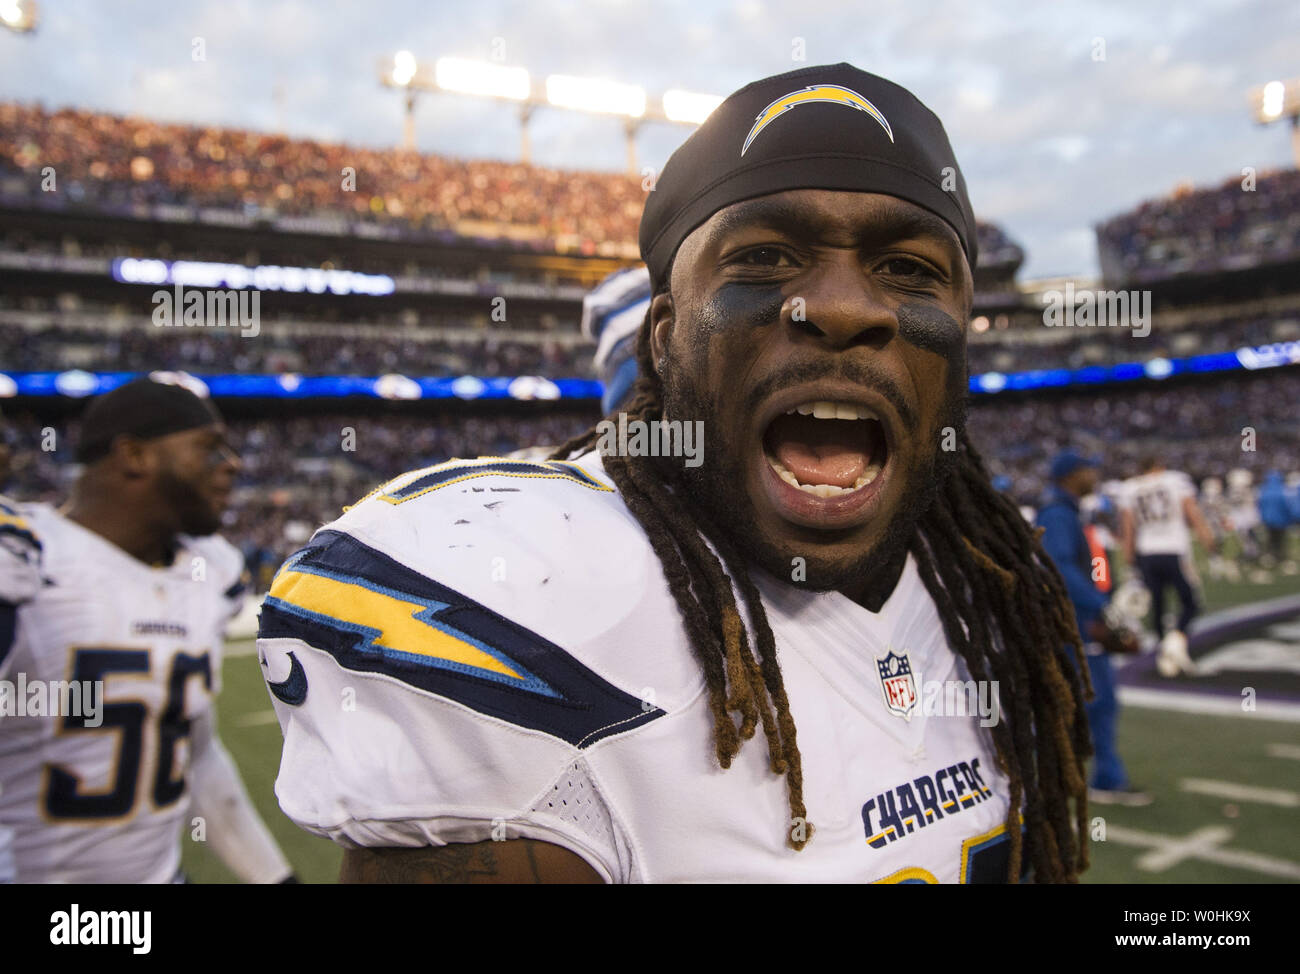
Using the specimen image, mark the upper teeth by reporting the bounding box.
[785,400,877,421]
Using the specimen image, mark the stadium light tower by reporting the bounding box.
[437,57,533,162]
[1251,78,1300,168]
[378,53,532,156]
[378,50,430,151]
[545,74,646,174]
[0,0,38,32]
[541,79,722,174]
[377,53,722,174]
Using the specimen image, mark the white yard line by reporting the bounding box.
[1187,593,1300,632]
[1180,778,1299,807]
[1104,824,1300,879]
[1118,686,1300,721]
[1267,743,1300,760]
[1133,825,1232,872]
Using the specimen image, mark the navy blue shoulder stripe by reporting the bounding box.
[0,524,39,549]
[379,459,607,502]
[259,530,662,747]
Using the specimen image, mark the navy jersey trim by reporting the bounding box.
[266,650,308,706]
[259,530,663,747]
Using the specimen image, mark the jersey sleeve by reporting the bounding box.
[257,458,667,881]
[1113,480,1134,512]
[182,533,248,696]
[0,498,42,677]
[188,533,250,623]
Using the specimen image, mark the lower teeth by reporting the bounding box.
[766,455,882,496]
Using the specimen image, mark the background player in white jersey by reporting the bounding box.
[1198,477,1239,582]
[0,377,295,883]
[262,63,1092,883]
[1225,468,1263,566]
[1119,455,1216,677]
[0,494,42,880]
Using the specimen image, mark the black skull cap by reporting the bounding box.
[639,62,977,289]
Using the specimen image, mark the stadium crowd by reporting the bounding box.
[1097,168,1300,282]
[5,370,1298,581]
[0,321,595,378]
[4,310,1292,382]
[1,103,645,249]
[966,312,1296,375]
[5,102,1029,271]
[977,371,1300,506]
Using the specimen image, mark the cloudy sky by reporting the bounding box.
[2,0,1295,277]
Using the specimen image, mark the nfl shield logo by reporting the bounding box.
[876,649,918,720]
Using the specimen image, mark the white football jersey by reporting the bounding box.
[1198,490,1230,535]
[1,496,43,679]
[262,454,1020,883]
[1226,484,1259,531]
[1119,470,1195,556]
[0,496,43,882]
[0,504,245,883]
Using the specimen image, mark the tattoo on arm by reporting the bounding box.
[339,839,605,884]
[524,840,541,882]
[341,844,499,884]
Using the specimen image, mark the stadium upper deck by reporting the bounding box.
[2,100,1298,398]
[1097,167,1300,286]
[1,102,1024,287]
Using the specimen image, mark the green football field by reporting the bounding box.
[1080,706,1299,884]
[185,547,1300,884]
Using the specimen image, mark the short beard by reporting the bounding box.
[156,467,221,537]
[657,357,967,597]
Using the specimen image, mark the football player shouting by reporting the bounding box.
[261,64,1090,884]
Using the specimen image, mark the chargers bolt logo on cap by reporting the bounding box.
[741,83,895,156]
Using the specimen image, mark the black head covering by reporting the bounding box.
[639,62,977,289]
[77,377,223,463]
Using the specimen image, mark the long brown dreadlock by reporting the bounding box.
[552,305,1095,883]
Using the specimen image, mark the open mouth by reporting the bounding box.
[757,395,895,529]
[763,400,888,497]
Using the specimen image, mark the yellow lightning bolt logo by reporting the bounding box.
[741,84,894,156]
[267,565,524,681]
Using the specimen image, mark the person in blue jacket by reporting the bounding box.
[1258,470,1291,566]
[1036,450,1152,806]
